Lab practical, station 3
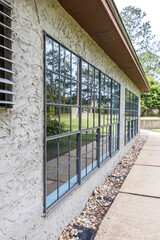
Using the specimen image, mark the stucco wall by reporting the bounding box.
[0,0,141,239]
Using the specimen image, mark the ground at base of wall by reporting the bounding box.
[59,136,147,240]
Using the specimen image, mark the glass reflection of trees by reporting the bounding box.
[125,90,138,143]
[45,35,121,210]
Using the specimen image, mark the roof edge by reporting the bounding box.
[105,0,150,92]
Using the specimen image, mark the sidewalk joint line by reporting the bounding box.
[119,191,160,200]
[140,149,160,151]
[134,163,160,168]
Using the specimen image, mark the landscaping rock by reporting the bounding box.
[59,136,147,240]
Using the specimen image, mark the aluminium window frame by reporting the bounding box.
[43,32,120,215]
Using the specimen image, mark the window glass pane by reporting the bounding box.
[101,91,105,106]
[82,61,88,84]
[47,106,59,136]
[71,80,79,105]
[95,89,99,107]
[72,54,79,80]
[60,77,71,105]
[95,69,99,88]
[93,151,98,169]
[101,73,105,91]
[59,165,69,197]
[95,109,99,127]
[70,135,78,160]
[72,107,79,131]
[88,108,94,129]
[88,87,94,107]
[93,130,98,149]
[81,132,87,155]
[82,108,88,129]
[46,37,53,70]
[53,41,59,73]
[70,160,78,188]
[60,46,65,75]
[100,108,104,126]
[81,155,86,179]
[65,50,71,77]
[82,84,88,106]
[46,73,59,103]
[47,139,58,169]
[104,109,107,125]
[59,136,69,166]
[60,106,70,133]
[47,171,58,206]
[89,65,94,86]
[87,131,93,151]
[100,127,104,146]
[87,151,92,174]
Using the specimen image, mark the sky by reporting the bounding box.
[114,0,160,40]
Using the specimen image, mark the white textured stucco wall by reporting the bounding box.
[0,0,141,239]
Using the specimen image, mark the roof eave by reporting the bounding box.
[58,0,150,92]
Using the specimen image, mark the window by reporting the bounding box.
[125,89,138,144]
[44,34,120,212]
[0,0,14,108]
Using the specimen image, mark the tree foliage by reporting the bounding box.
[141,77,160,116]
[120,6,160,81]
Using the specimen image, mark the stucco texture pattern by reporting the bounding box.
[0,0,141,239]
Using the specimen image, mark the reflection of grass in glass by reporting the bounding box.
[48,134,94,160]
[150,129,160,133]
[48,132,95,161]
[47,112,115,160]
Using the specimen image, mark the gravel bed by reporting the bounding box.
[59,136,147,240]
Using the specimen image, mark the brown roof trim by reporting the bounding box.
[58,0,150,92]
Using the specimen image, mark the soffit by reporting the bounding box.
[58,0,150,92]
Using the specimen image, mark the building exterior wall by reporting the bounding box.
[0,0,141,239]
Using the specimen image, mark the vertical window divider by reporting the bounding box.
[78,57,82,184]
[58,44,61,134]
[69,136,71,190]
[57,139,59,199]
[70,53,72,132]
[110,80,113,157]
[43,32,47,213]
[118,84,121,150]
[97,71,101,168]
[129,91,130,141]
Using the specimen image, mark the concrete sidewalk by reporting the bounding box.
[95,130,160,240]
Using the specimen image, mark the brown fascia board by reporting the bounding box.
[58,0,150,92]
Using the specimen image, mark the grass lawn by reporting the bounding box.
[141,116,160,118]
[150,129,160,133]
[47,112,113,160]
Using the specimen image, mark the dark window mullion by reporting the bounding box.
[57,139,60,199]
[97,71,101,168]
[69,136,71,190]
[110,80,113,157]
[78,58,82,184]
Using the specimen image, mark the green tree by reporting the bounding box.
[120,6,160,81]
[141,77,160,116]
